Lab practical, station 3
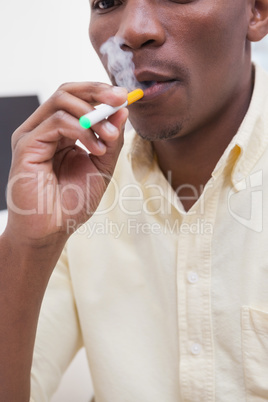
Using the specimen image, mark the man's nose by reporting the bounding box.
[116,0,166,50]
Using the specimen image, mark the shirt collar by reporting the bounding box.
[212,64,268,188]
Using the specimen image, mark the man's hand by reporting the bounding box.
[0,82,128,401]
[5,82,128,246]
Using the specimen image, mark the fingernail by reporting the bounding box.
[112,86,127,95]
[97,140,106,152]
[104,121,118,135]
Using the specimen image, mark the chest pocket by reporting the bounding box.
[241,306,268,401]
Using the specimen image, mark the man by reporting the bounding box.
[0,0,268,401]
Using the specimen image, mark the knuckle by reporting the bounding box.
[58,82,72,91]
[53,109,67,123]
[52,88,66,101]
[52,81,75,101]
[91,82,111,91]
[11,134,26,159]
[11,128,24,151]
[91,81,105,88]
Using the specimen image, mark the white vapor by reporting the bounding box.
[100,36,149,91]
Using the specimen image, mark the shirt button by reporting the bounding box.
[235,171,244,182]
[187,272,199,284]
[191,343,202,355]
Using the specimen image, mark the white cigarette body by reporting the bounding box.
[79,101,128,129]
[79,88,144,129]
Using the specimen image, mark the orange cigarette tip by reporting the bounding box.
[127,88,144,105]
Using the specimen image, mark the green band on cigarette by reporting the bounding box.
[79,116,91,129]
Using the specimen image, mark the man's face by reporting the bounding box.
[89,0,252,141]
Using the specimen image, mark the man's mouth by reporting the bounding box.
[140,81,156,89]
[137,79,178,101]
[135,70,180,101]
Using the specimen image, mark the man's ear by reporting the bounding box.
[247,0,268,41]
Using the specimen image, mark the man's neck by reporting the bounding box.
[152,68,254,212]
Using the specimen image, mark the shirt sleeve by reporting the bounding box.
[30,245,83,402]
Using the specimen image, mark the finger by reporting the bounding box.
[15,83,128,135]
[90,108,129,174]
[13,111,108,167]
[30,105,129,156]
[58,81,128,105]
[105,107,129,146]
[88,110,127,143]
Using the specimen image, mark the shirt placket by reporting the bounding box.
[175,185,218,402]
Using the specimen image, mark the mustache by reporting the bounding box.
[104,57,190,86]
[134,56,190,79]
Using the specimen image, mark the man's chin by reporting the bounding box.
[133,122,184,142]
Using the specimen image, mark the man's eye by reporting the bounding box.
[170,0,194,3]
[92,0,120,10]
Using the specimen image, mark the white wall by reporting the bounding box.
[252,39,268,71]
[0,0,110,103]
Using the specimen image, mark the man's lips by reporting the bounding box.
[134,70,181,101]
[140,80,178,100]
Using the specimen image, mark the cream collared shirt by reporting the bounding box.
[31,65,268,402]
